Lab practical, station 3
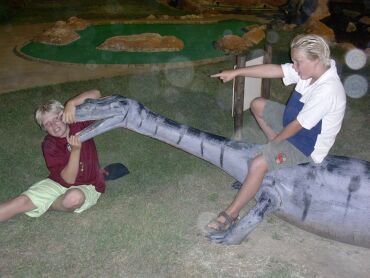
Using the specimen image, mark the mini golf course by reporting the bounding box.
[19,19,254,65]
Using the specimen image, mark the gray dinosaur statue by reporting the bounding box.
[75,95,370,248]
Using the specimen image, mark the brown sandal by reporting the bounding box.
[206,211,238,234]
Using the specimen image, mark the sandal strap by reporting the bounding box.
[218,211,235,226]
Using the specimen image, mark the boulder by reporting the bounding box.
[310,0,330,20]
[359,16,370,25]
[304,18,335,42]
[213,24,267,55]
[33,17,89,45]
[33,22,80,45]
[336,42,357,51]
[242,25,266,45]
[97,33,184,52]
[67,16,89,30]
[346,22,357,33]
[213,34,252,55]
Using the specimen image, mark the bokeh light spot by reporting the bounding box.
[266,30,279,44]
[223,29,233,36]
[344,48,367,70]
[344,74,368,98]
[164,57,194,88]
[163,87,180,104]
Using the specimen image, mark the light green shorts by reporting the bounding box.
[22,178,101,217]
[261,100,312,171]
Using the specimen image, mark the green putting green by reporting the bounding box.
[20,19,253,65]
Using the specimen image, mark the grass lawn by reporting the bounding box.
[1,57,369,276]
[0,60,236,276]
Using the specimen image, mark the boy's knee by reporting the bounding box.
[18,194,32,205]
[250,97,266,116]
[249,155,268,172]
[2,195,37,215]
[62,189,85,209]
[16,194,36,211]
[0,195,36,222]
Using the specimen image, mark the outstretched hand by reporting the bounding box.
[210,70,236,83]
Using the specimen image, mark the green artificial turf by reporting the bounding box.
[20,20,253,64]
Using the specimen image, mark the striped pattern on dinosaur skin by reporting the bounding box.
[75,95,370,248]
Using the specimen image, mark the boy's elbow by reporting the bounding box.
[85,89,101,99]
[92,89,101,98]
[62,176,76,185]
[60,171,76,184]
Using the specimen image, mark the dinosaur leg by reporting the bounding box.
[208,189,279,245]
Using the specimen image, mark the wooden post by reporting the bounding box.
[261,43,272,99]
[233,54,246,140]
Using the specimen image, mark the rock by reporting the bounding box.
[282,23,297,31]
[67,16,89,30]
[33,24,80,45]
[346,22,357,33]
[342,9,361,19]
[336,42,357,51]
[242,25,266,45]
[55,21,67,28]
[213,34,252,55]
[310,0,330,20]
[243,24,260,31]
[304,18,335,42]
[32,17,89,45]
[179,14,203,19]
[146,15,156,20]
[213,24,267,55]
[97,33,184,52]
[359,16,370,25]
[270,18,286,31]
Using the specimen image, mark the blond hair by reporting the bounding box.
[291,34,331,67]
[35,100,64,129]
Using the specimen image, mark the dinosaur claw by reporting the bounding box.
[205,230,230,244]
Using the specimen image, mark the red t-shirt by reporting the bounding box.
[42,121,105,193]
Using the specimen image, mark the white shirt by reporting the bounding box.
[281,60,346,163]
